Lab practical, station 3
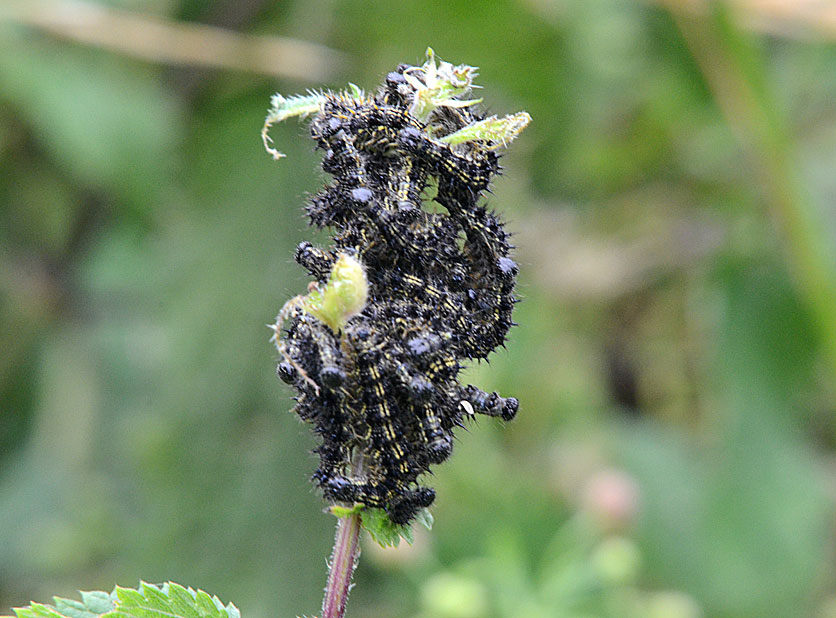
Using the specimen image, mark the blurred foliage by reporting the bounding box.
[2,1,836,617]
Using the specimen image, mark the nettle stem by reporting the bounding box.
[321,511,362,618]
[322,452,365,618]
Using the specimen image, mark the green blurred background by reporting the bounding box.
[2,1,836,617]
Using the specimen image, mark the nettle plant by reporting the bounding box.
[4,50,529,618]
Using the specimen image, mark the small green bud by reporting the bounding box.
[404,47,482,124]
[302,254,368,333]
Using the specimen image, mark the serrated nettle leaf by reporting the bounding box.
[262,92,326,159]
[414,507,434,531]
[78,593,112,617]
[358,507,432,548]
[192,589,221,617]
[361,508,415,548]
[266,93,325,123]
[17,603,62,618]
[51,596,101,618]
[3,583,238,618]
[131,584,169,614]
[439,112,532,148]
[164,584,207,618]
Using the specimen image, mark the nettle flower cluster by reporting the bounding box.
[265,50,529,526]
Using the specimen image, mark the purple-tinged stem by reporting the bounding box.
[321,510,362,618]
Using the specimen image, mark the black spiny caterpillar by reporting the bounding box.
[266,50,530,525]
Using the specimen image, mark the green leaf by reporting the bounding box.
[360,507,433,548]
[361,507,411,547]
[329,504,364,518]
[438,112,531,148]
[78,593,112,617]
[261,92,325,159]
[4,583,239,618]
[413,507,434,532]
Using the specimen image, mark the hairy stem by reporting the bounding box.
[321,510,362,618]
[321,451,364,618]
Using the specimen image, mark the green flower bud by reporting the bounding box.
[302,254,368,333]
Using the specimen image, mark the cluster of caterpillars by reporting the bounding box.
[274,61,520,525]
